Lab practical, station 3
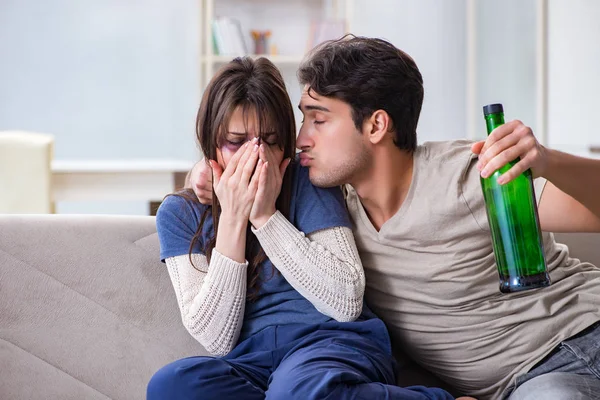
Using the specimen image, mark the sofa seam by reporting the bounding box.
[0,247,190,355]
[0,337,113,400]
[132,232,158,246]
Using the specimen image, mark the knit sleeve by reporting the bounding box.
[252,211,365,322]
[164,250,247,357]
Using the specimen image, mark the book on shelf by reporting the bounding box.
[212,17,248,56]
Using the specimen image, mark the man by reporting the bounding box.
[189,37,600,400]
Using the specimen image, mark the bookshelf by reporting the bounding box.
[199,0,353,91]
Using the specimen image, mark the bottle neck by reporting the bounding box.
[485,112,505,135]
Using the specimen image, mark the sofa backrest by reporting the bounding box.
[1,214,598,400]
[0,214,205,400]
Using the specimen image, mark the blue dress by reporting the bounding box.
[148,162,453,400]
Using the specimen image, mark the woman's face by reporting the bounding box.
[216,106,284,170]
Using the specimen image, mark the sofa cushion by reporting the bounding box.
[0,215,206,400]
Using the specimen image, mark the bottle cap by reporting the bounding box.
[483,103,504,116]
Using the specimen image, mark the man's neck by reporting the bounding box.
[351,146,414,231]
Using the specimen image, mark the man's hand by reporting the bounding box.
[471,120,548,185]
[187,159,214,204]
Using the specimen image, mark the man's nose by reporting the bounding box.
[296,127,311,150]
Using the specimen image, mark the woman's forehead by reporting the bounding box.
[227,106,275,134]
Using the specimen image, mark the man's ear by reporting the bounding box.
[363,110,392,145]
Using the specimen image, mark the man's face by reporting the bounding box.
[297,85,370,187]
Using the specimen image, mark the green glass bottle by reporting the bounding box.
[481,103,550,293]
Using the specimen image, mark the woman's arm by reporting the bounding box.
[160,142,264,356]
[253,211,365,322]
[164,250,247,357]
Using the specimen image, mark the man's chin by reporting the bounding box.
[308,168,340,188]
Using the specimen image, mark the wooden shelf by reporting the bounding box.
[202,54,305,64]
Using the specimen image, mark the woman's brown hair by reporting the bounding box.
[177,56,296,299]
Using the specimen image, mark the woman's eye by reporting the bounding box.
[314,120,325,125]
[226,140,244,147]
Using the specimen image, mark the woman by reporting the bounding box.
[147,57,453,399]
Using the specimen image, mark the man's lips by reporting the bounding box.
[298,152,312,166]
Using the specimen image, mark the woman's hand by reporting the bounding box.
[210,137,261,223]
[211,138,262,263]
[249,144,291,229]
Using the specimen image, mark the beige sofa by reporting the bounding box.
[1,214,599,400]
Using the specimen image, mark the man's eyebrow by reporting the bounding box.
[298,103,330,113]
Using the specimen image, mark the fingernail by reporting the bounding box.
[497,176,506,184]
[253,144,259,152]
[252,137,259,143]
[481,169,489,178]
[476,161,482,170]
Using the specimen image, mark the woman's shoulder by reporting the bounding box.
[289,160,350,233]
[158,190,207,215]
[156,190,209,233]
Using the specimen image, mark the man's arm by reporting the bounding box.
[537,150,600,232]
[472,120,600,233]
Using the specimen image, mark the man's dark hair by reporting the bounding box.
[298,35,424,152]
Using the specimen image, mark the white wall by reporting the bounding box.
[0,0,201,162]
[474,0,538,140]
[0,0,201,214]
[548,0,600,153]
[350,0,468,143]
[4,0,595,214]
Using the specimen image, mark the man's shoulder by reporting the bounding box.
[417,140,476,165]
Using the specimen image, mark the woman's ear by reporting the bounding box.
[363,110,392,145]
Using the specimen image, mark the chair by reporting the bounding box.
[0,131,54,213]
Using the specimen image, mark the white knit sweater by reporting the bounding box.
[164,210,365,357]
